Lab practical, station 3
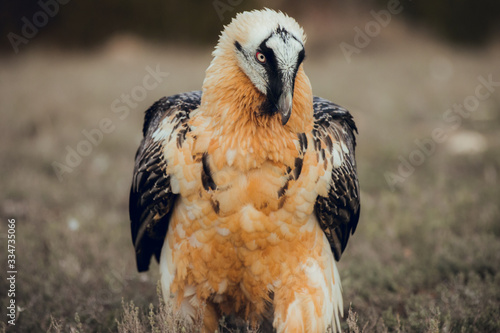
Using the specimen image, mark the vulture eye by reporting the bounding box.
[256,52,266,64]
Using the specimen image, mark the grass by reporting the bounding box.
[115,284,201,333]
[0,30,499,332]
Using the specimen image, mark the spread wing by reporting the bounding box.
[129,91,201,272]
[312,96,360,261]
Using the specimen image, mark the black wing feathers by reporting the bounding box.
[130,91,201,272]
[313,96,360,261]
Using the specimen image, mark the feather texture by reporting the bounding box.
[130,91,201,272]
[312,96,360,261]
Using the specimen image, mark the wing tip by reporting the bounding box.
[136,255,151,272]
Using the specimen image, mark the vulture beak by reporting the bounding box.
[278,90,293,125]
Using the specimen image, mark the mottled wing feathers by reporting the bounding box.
[312,96,360,261]
[130,91,201,272]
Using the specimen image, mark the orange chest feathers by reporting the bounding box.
[160,65,326,315]
[163,125,330,316]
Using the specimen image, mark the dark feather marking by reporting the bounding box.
[201,153,217,191]
[234,41,242,52]
[277,179,289,198]
[301,133,309,151]
[324,134,333,151]
[298,132,308,152]
[293,157,303,180]
[278,196,287,209]
[211,200,220,214]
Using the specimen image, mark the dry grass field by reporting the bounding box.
[1,28,500,332]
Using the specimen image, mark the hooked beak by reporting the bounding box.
[278,90,293,125]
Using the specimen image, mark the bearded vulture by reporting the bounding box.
[130,9,360,333]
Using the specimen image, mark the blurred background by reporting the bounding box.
[1,0,500,48]
[0,0,499,332]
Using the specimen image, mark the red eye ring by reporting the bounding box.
[256,51,266,64]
